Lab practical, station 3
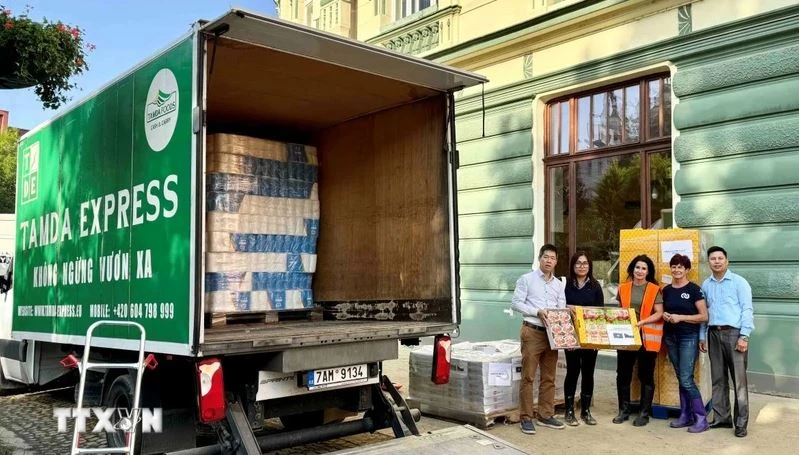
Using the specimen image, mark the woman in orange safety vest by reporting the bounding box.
[612,254,664,427]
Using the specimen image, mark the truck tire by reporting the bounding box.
[104,374,142,454]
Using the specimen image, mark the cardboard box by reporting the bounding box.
[408,341,567,424]
[543,309,580,350]
[619,228,714,407]
[656,349,713,407]
[574,307,642,351]
[619,228,712,287]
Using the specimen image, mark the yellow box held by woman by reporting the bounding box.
[573,307,642,351]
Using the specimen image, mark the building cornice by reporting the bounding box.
[454,3,799,116]
[428,0,629,64]
[366,5,462,57]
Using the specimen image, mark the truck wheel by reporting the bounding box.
[104,374,142,454]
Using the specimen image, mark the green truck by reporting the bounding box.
[0,8,486,454]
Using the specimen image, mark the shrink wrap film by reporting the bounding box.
[408,341,566,424]
[205,134,319,313]
[206,133,318,163]
[206,212,308,235]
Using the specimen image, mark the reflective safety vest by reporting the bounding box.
[618,281,663,352]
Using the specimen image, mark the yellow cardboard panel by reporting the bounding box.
[574,307,642,351]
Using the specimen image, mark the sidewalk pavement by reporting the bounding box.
[383,344,799,454]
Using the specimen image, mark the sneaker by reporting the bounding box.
[537,416,566,429]
[520,419,536,434]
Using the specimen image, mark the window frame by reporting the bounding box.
[396,0,437,20]
[543,74,672,262]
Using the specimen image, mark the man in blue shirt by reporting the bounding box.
[700,246,754,438]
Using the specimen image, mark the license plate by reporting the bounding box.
[307,364,368,390]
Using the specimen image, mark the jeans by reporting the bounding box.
[564,348,598,397]
[664,331,700,399]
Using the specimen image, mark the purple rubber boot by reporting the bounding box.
[670,389,694,429]
[688,397,709,433]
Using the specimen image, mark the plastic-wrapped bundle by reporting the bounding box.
[206,174,315,199]
[205,134,320,314]
[206,133,319,165]
[206,194,320,216]
[208,153,318,182]
[407,340,567,425]
[206,213,309,235]
[207,232,318,254]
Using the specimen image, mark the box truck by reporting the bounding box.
[0,8,486,454]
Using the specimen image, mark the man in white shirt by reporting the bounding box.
[511,244,567,434]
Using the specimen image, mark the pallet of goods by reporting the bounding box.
[619,228,713,413]
[204,133,320,326]
[407,340,566,429]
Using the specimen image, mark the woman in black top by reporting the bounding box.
[662,254,709,433]
[563,251,604,426]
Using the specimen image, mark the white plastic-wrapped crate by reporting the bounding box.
[205,134,319,313]
[408,340,566,427]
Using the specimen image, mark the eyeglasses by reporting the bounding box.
[575,262,589,267]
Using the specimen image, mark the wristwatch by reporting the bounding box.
[739,335,749,342]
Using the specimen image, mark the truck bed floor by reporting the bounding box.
[200,321,456,355]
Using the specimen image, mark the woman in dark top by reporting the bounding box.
[662,253,709,433]
[563,251,604,426]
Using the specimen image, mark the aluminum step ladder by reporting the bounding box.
[71,320,148,455]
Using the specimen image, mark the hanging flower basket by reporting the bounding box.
[0,5,94,109]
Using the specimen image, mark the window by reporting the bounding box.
[306,2,313,26]
[545,75,672,284]
[396,0,436,20]
[375,0,387,15]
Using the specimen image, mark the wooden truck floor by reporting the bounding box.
[200,321,456,355]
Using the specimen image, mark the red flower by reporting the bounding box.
[70,28,80,38]
[3,20,12,30]
[75,57,83,68]
[57,23,67,32]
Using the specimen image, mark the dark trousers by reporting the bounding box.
[708,327,749,429]
[617,347,657,393]
[664,331,701,399]
[564,348,598,397]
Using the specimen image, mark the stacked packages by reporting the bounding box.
[205,134,320,313]
[408,341,566,425]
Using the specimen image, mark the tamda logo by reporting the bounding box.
[144,68,179,152]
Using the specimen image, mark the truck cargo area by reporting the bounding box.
[197,12,477,355]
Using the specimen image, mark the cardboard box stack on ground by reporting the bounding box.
[408,340,567,426]
[204,133,320,313]
[619,228,713,408]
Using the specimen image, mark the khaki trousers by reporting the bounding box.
[520,324,558,420]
